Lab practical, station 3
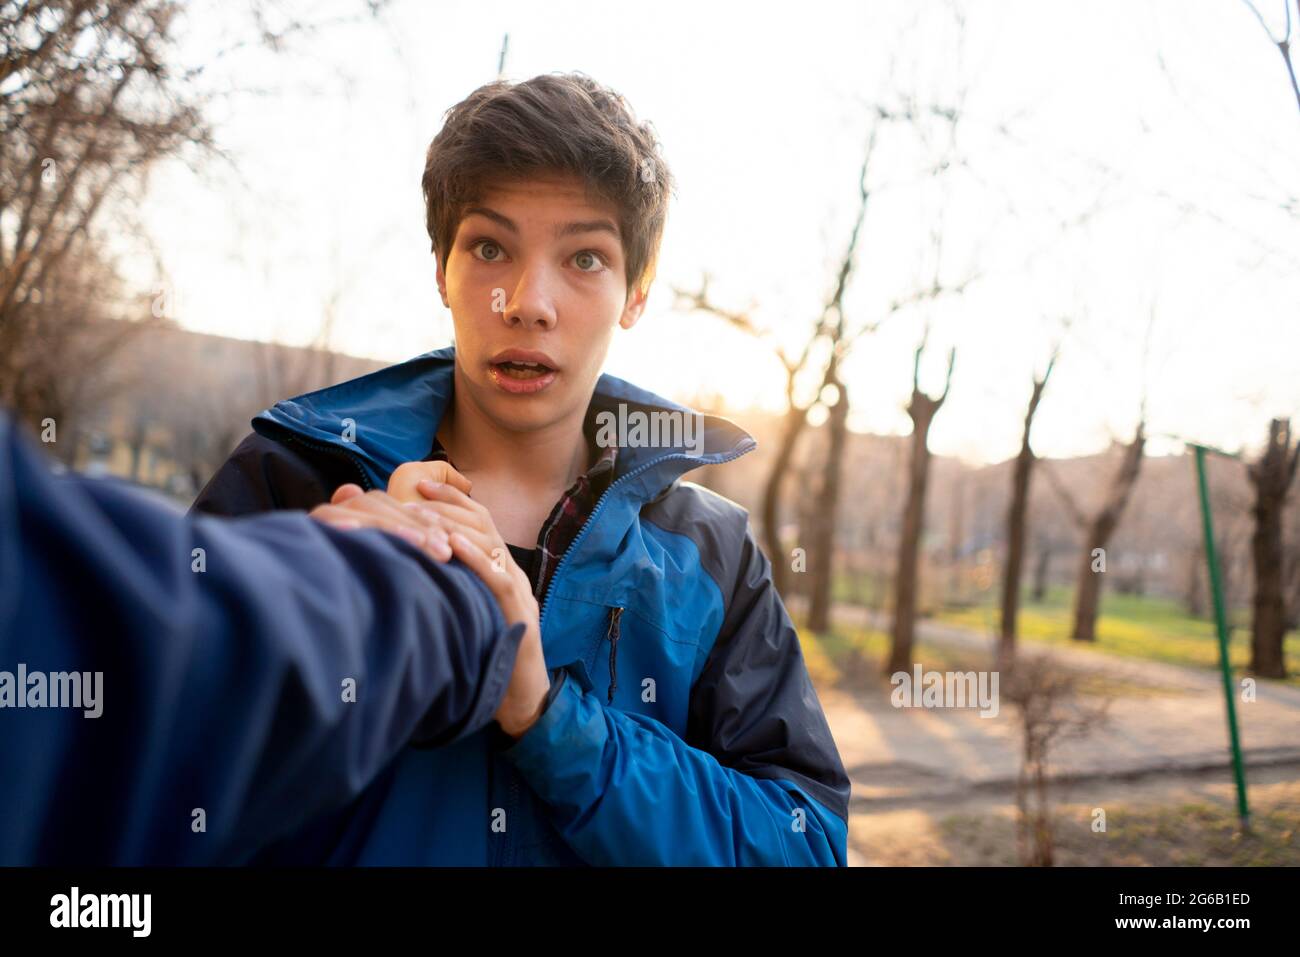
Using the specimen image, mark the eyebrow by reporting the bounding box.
[462,205,620,241]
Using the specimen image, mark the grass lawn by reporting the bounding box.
[796,621,1183,699]
[922,585,1300,688]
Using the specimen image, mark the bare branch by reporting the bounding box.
[1039,459,1089,531]
[1242,0,1300,115]
[938,346,957,404]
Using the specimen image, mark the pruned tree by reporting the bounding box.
[1043,422,1148,643]
[884,334,955,676]
[997,347,1059,667]
[677,137,969,607]
[1246,417,1299,677]
[675,124,879,602]
[1286,493,1300,629]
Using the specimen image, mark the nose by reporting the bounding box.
[501,262,558,331]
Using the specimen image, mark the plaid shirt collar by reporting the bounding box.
[423,416,617,599]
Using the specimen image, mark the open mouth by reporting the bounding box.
[487,352,559,394]
[491,359,554,380]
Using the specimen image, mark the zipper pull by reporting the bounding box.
[606,606,624,705]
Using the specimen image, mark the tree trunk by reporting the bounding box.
[1247,418,1298,678]
[1072,536,1105,642]
[807,382,849,631]
[760,403,809,599]
[1286,542,1300,630]
[886,397,939,674]
[998,373,1050,666]
[1031,538,1051,602]
[1071,425,1145,642]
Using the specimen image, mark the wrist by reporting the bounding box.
[499,678,551,739]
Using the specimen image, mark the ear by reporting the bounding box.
[619,285,647,330]
[435,252,450,308]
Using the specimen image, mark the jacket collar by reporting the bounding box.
[252,345,756,500]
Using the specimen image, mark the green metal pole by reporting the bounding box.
[1193,444,1250,830]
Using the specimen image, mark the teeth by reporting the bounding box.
[496,361,550,380]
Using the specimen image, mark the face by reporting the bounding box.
[435,172,647,435]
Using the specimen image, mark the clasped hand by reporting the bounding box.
[308,461,550,739]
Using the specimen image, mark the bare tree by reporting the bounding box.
[2,0,388,453]
[998,347,1059,667]
[1242,0,1300,116]
[1044,423,1148,643]
[676,41,980,614]
[1,1,217,436]
[885,335,955,675]
[674,126,879,601]
[1246,417,1299,677]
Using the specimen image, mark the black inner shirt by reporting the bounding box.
[506,541,540,591]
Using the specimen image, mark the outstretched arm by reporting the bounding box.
[0,415,523,865]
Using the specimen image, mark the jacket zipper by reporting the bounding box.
[536,447,752,629]
[605,607,624,704]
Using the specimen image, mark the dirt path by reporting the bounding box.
[816,604,1300,866]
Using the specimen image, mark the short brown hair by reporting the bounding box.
[421,72,673,298]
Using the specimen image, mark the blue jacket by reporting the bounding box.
[0,411,524,865]
[193,346,851,865]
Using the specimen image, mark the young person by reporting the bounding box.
[192,72,851,866]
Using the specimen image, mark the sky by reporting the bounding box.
[127,0,1300,465]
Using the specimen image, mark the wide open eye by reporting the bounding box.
[471,239,506,262]
[572,249,607,273]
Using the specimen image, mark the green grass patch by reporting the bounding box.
[926,585,1300,688]
[799,619,1182,698]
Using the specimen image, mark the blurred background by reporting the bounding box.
[4,0,1299,866]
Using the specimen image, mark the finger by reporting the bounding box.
[312,505,423,544]
[318,505,452,561]
[437,518,500,561]
[402,501,447,528]
[359,489,435,527]
[421,526,453,562]
[400,504,455,560]
[309,508,364,531]
[412,500,483,532]
[437,464,473,496]
[331,483,365,505]
[417,479,487,517]
[342,493,435,548]
[447,532,511,601]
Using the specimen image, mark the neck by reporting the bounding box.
[440,372,590,493]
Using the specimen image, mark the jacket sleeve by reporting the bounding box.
[190,430,363,517]
[0,415,523,865]
[497,521,850,866]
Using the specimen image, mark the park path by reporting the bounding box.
[812,604,1300,865]
[815,604,1300,809]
